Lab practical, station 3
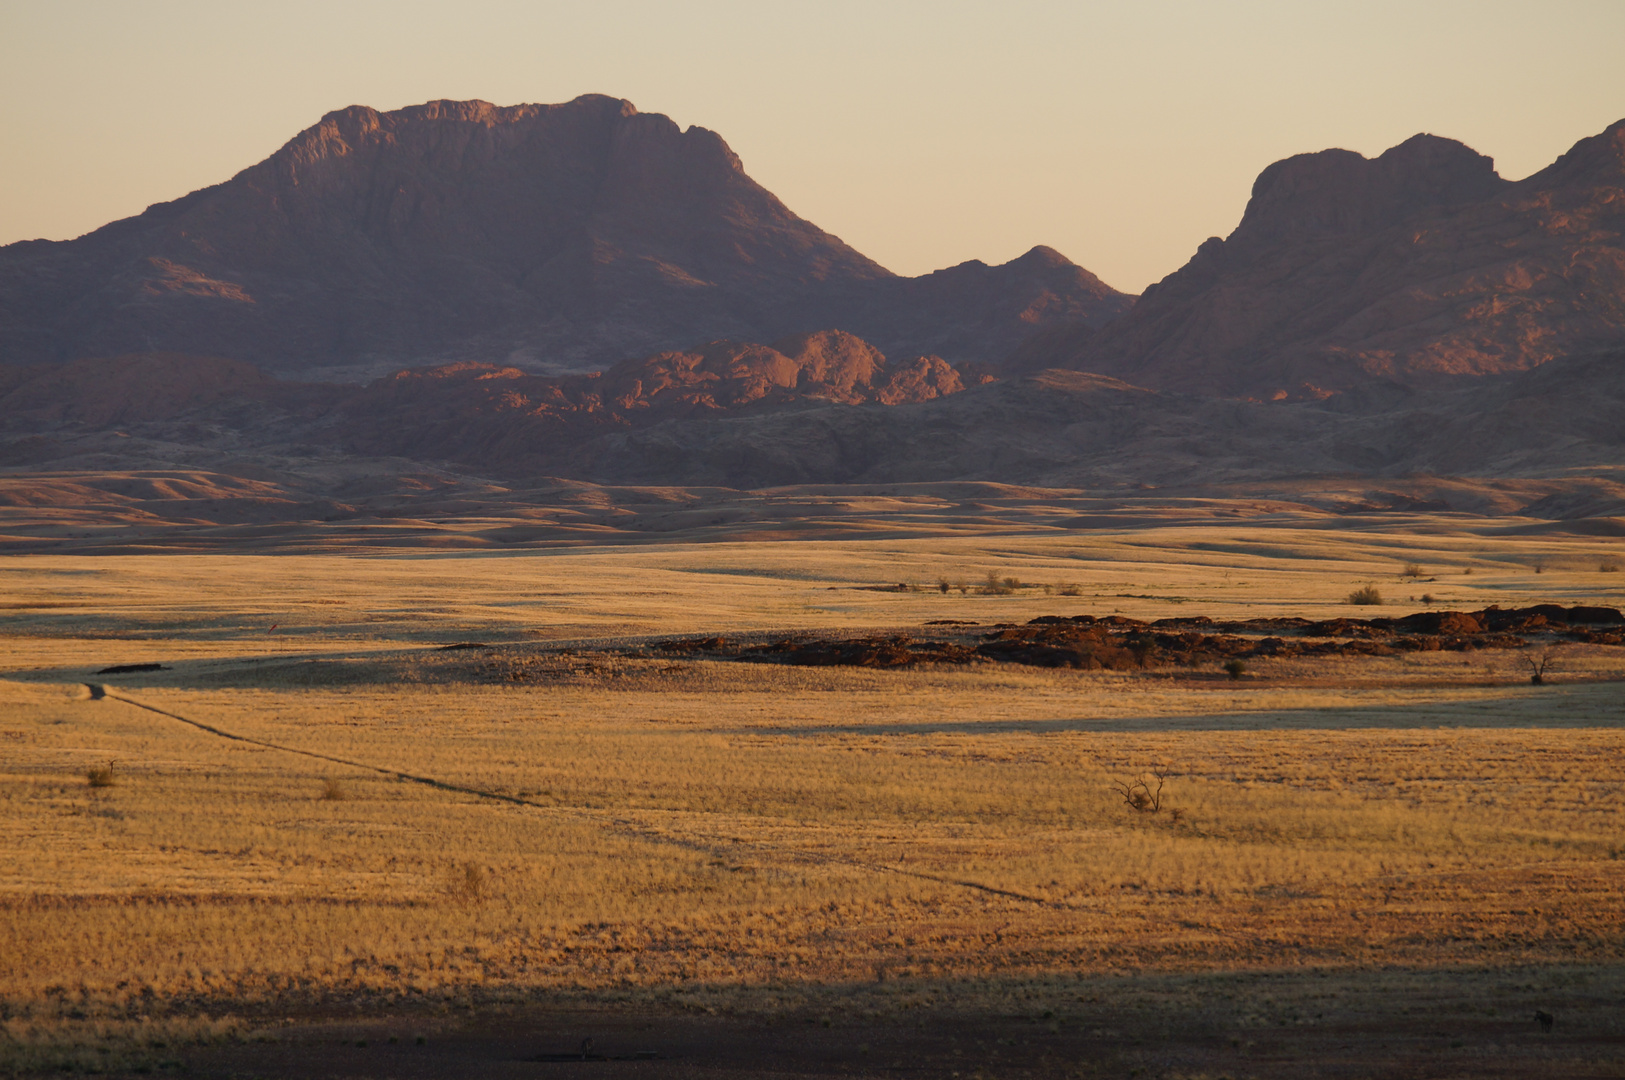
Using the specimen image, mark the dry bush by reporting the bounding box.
[318,777,348,801]
[1601,560,1620,573]
[981,571,1017,596]
[86,761,117,788]
[1111,767,1167,813]
[445,861,488,906]
[1057,583,1083,596]
[1401,562,1424,577]
[1346,584,1383,605]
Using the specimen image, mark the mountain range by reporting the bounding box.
[1,98,1623,523]
[0,96,1128,380]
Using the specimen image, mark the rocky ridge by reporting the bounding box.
[1024,121,1625,398]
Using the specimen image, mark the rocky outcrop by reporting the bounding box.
[323,329,972,469]
[0,97,1130,379]
[1034,120,1625,398]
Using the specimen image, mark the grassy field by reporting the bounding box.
[2,521,1623,1075]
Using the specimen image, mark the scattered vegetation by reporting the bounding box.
[981,570,1021,595]
[1346,584,1384,605]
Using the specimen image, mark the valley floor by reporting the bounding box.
[1,522,1622,1076]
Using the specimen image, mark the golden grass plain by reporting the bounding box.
[2,519,1624,1074]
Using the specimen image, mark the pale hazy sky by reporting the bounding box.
[2,0,1622,293]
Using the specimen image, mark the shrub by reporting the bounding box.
[446,861,487,906]
[1346,585,1383,605]
[981,571,1017,596]
[86,761,117,788]
[1057,583,1083,597]
[1601,561,1620,573]
[1222,659,1246,680]
[319,778,348,801]
[1111,768,1167,813]
[1401,562,1424,577]
[1420,593,1435,606]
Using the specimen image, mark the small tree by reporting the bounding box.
[1525,649,1557,685]
[1223,658,1246,681]
[1111,767,1167,813]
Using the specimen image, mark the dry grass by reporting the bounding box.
[0,525,1621,1068]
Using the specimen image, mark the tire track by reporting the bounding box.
[92,686,1062,909]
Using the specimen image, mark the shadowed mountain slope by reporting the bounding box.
[1024,121,1625,398]
[0,97,1130,380]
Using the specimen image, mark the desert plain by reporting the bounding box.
[2,497,1623,1078]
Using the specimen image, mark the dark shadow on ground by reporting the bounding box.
[144,964,1625,1079]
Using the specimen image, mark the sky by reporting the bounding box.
[2,0,1623,293]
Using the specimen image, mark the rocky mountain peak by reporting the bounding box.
[1524,117,1625,189]
[1234,133,1506,246]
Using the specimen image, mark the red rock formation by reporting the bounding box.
[324,329,972,468]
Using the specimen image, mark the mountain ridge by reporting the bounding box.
[1024,118,1625,398]
[0,95,1132,380]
